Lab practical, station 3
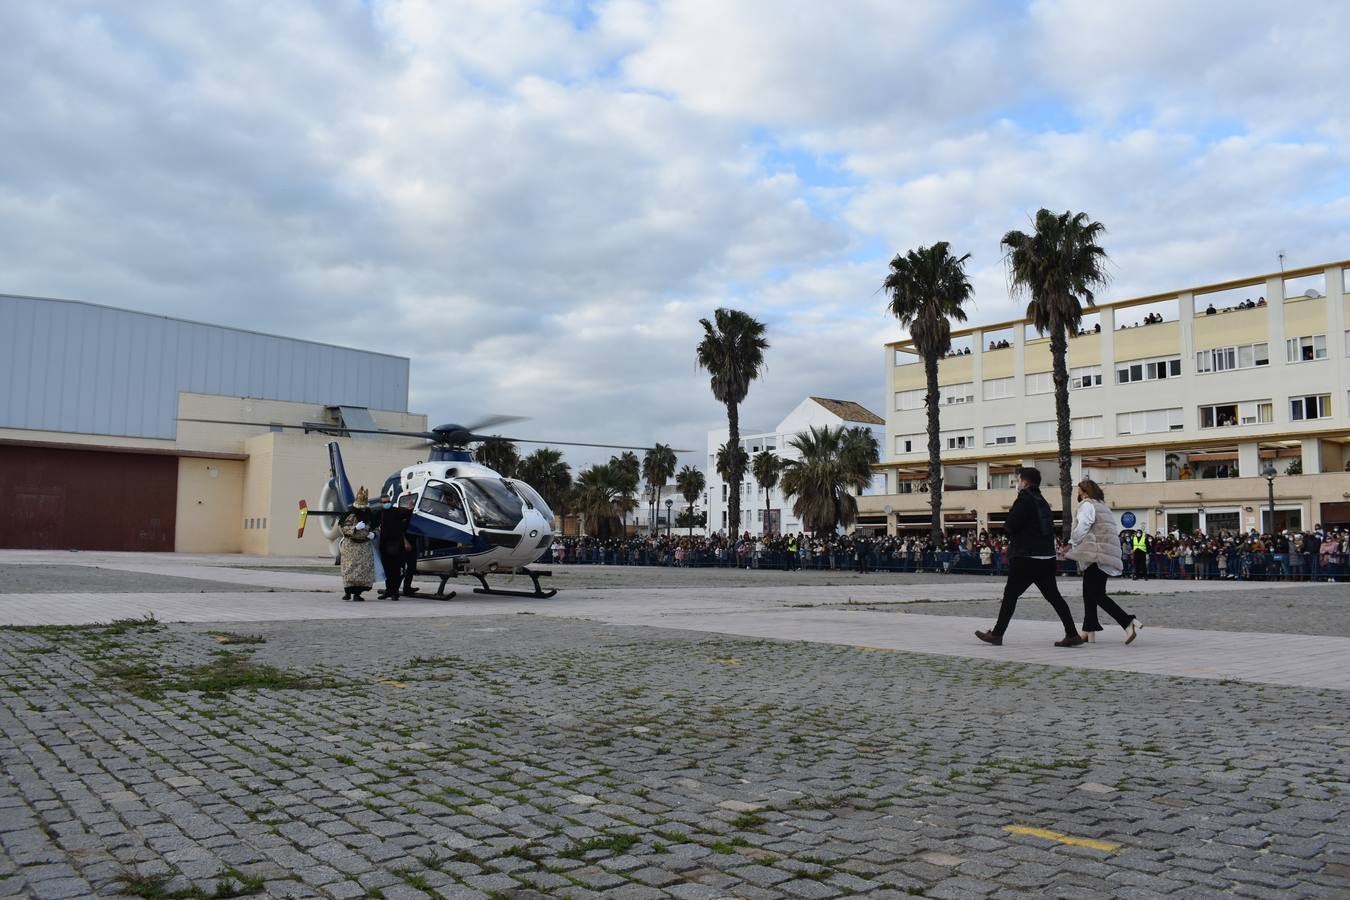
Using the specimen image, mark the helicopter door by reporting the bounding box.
[405,483,475,545]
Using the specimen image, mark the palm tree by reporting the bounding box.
[676,465,705,536]
[517,447,571,515]
[610,451,642,533]
[642,443,678,529]
[840,426,881,492]
[1002,209,1110,538]
[574,462,637,537]
[697,308,769,539]
[780,425,872,537]
[473,439,520,477]
[715,441,749,535]
[883,242,973,544]
[751,450,781,535]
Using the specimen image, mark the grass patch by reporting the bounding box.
[16,646,60,654]
[4,614,163,636]
[407,654,463,668]
[557,833,637,859]
[730,812,767,830]
[103,651,339,700]
[708,837,749,854]
[207,632,266,645]
[115,867,264,898]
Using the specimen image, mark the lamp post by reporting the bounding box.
[1262,463,1277,534]
[665,498,673,537]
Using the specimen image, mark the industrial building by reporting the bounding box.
[0,294,426,553]
[861,259,1350,535]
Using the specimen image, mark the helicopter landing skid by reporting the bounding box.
[471,568,558,599]
[432,575,457,600]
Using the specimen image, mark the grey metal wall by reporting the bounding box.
[0,295,410,439]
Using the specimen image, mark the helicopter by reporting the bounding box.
[294,416,664,599]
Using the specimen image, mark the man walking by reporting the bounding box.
[376,493,415,601]
[976,468,1084,647]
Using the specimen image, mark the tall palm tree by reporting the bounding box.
[642,443,678,528]
[883,242,973,544]
[697,308,769,539]
[473,440,520,477]
[517,447,571,515]
[1002,209,1110,538]
[676,465,705,536]
[715,441,749,535]
[751,450,781,535]
[780,425,870,537]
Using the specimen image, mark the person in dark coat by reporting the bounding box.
[976,468,1084,647]
[376,494,418,601]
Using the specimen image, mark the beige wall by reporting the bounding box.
[1193,306,1269,352]
[982,347,1014,378]
[1283,296,1327,339]
[1024,339,1053,374]
[1069,333,1102,366]
[1115,320,1180,360]
[175,458,245,552]
[936,353,974,386]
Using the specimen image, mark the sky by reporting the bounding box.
[3,1,1348,471]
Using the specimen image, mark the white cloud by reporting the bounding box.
[0,1,1346,477]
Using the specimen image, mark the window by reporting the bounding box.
[1025,372,1053,395]
[942,429,975,451]
[1071,416,1104,439]
[983,377,1013,400]
[721,484,728,501]
[1070,366,1102,389]
[418,483,468,525]
[984,424,1015,447]
[1197,342,1268,373]
[1290,394,1331,420]
[989,472,1016,489]
[1026,420,1055,443]
[941,382,974,405]
[894,388,925,411]
[1117,408,1184,435]
[1199,401,1272,428]
[1117,355,1181,383]
[1285,334,1327,363]
[895,434,922,455]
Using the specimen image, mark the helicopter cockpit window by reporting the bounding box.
[460,478,525,530]
[508,479,553,522]
[418,483,467,525]
[397,493,416,510]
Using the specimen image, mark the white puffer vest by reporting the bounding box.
[1067,499,1123,575]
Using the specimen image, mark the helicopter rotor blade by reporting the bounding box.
[471,434,691,452]
[460,414,528,433]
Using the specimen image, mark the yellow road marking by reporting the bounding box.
[1004,825,1121,853]
[378,680,409,689]
[715,658,741,666]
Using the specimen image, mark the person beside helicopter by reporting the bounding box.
[337,487,377,601]
[375,492,421,600]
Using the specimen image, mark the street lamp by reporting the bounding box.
[1262,463,1277,534]
[665,498,673,537]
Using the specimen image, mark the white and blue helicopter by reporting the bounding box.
[296,417,654,599]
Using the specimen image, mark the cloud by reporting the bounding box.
[0,0,1346,480]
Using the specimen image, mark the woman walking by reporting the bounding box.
[338,486,377,601]
[1063,480,1143,644]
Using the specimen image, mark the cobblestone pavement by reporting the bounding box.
[0,565,274,595]
[1,614,1346,899]
[837,582,1350,638]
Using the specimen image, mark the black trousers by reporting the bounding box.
[1081,564,1134,631]
[994,557,1078,638]
[1132,549,1148,579]
[380,545,405,597]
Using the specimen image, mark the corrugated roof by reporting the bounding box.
[809,397,884,425]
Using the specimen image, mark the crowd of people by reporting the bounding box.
[547,524,1350,581]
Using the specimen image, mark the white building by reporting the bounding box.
[863,259,1350,536]
[705,397,885,536]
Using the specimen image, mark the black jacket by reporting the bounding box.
[378,506,412,550]
[1005,487,1056,558]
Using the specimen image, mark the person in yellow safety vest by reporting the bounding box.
[785,534,798,571]
[1130,531,1150,580]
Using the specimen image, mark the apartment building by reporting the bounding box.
[706,397,885,536]
[859,260,1350,537]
